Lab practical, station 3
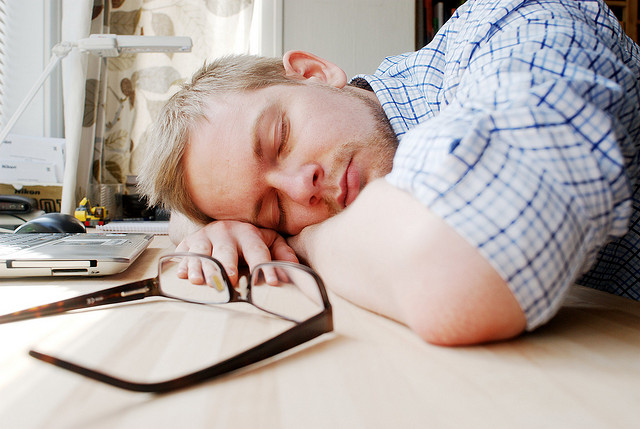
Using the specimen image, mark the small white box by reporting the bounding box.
[0,134,65,181]
[0,158,58,184]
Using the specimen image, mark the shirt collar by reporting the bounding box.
[350,72,436,139]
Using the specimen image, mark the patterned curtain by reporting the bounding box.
[84,0,254,193]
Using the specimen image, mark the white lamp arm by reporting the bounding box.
[0,42,74,144]
[1,35,191,214]
[0,35,192,145]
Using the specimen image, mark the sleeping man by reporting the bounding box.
[138,0,640,345]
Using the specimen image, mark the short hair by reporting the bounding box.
[137,55,302,223]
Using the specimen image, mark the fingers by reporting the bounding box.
[175,228,216,282]
[199,223,241,285]
[175,230,214,256]
[270,234,299,264]
[185,255,205,285]
[174,220,301,287]
[239,229,275,276]
[258,230,299,285]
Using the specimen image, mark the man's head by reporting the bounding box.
[138,51,398,235]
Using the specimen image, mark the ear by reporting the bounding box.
[282,50,348,88]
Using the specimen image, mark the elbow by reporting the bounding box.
[403,308,519,347]
[397,274,527,347]
[403,306,468,347]
[389,211,527,346]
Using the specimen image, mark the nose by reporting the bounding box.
[267,163,324,206]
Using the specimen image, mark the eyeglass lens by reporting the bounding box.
[158,255,326,323]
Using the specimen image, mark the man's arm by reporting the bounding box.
[288,179,526,346]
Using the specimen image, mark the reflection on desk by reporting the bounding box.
[0,236,638,429]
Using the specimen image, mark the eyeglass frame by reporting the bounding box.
[0,252,333,393]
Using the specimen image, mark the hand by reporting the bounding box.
[175,220,298,285]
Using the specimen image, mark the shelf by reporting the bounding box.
[417,0,639,45]
[605,0,637,41]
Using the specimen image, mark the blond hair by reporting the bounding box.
[137,55,301,223]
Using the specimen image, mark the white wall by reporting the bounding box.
[253,0,416,78]
[282,0,415,79]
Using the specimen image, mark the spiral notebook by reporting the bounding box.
[96,221,169,235]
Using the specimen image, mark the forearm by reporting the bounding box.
[289,179,525,345]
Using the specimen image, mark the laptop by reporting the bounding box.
[0,232,153,277]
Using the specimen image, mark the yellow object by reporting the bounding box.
[212,276,224,292]
[74,197,108,222]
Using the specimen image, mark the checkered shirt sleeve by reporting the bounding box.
[356,0,640,329]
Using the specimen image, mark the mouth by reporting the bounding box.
[338,158,361,209]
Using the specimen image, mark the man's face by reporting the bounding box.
[183,81,398,235]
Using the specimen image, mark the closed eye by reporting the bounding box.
[277,115,290,157]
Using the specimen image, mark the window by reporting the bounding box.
[0,0,62,138]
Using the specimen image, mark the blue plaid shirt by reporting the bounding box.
[355,0,640,330]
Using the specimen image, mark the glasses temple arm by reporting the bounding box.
[0,278,159,324]
[29,308,333,393]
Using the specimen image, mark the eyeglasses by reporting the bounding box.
[0,253,333,393]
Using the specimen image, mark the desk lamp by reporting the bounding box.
[0,34,192,213]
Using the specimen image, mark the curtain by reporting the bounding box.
[85,0,254,193]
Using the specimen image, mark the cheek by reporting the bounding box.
[292,127,345,165]
[295,104,351,145]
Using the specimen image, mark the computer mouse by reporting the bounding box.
[14,213,86,234]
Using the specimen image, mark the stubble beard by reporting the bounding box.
[321,85,399,216]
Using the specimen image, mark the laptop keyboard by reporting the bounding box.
[0,233,73,257]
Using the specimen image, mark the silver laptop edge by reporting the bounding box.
[0,233,154,277]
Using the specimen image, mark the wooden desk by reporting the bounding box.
[0,236,638,429]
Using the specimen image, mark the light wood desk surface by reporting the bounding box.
[0,235,638,429]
